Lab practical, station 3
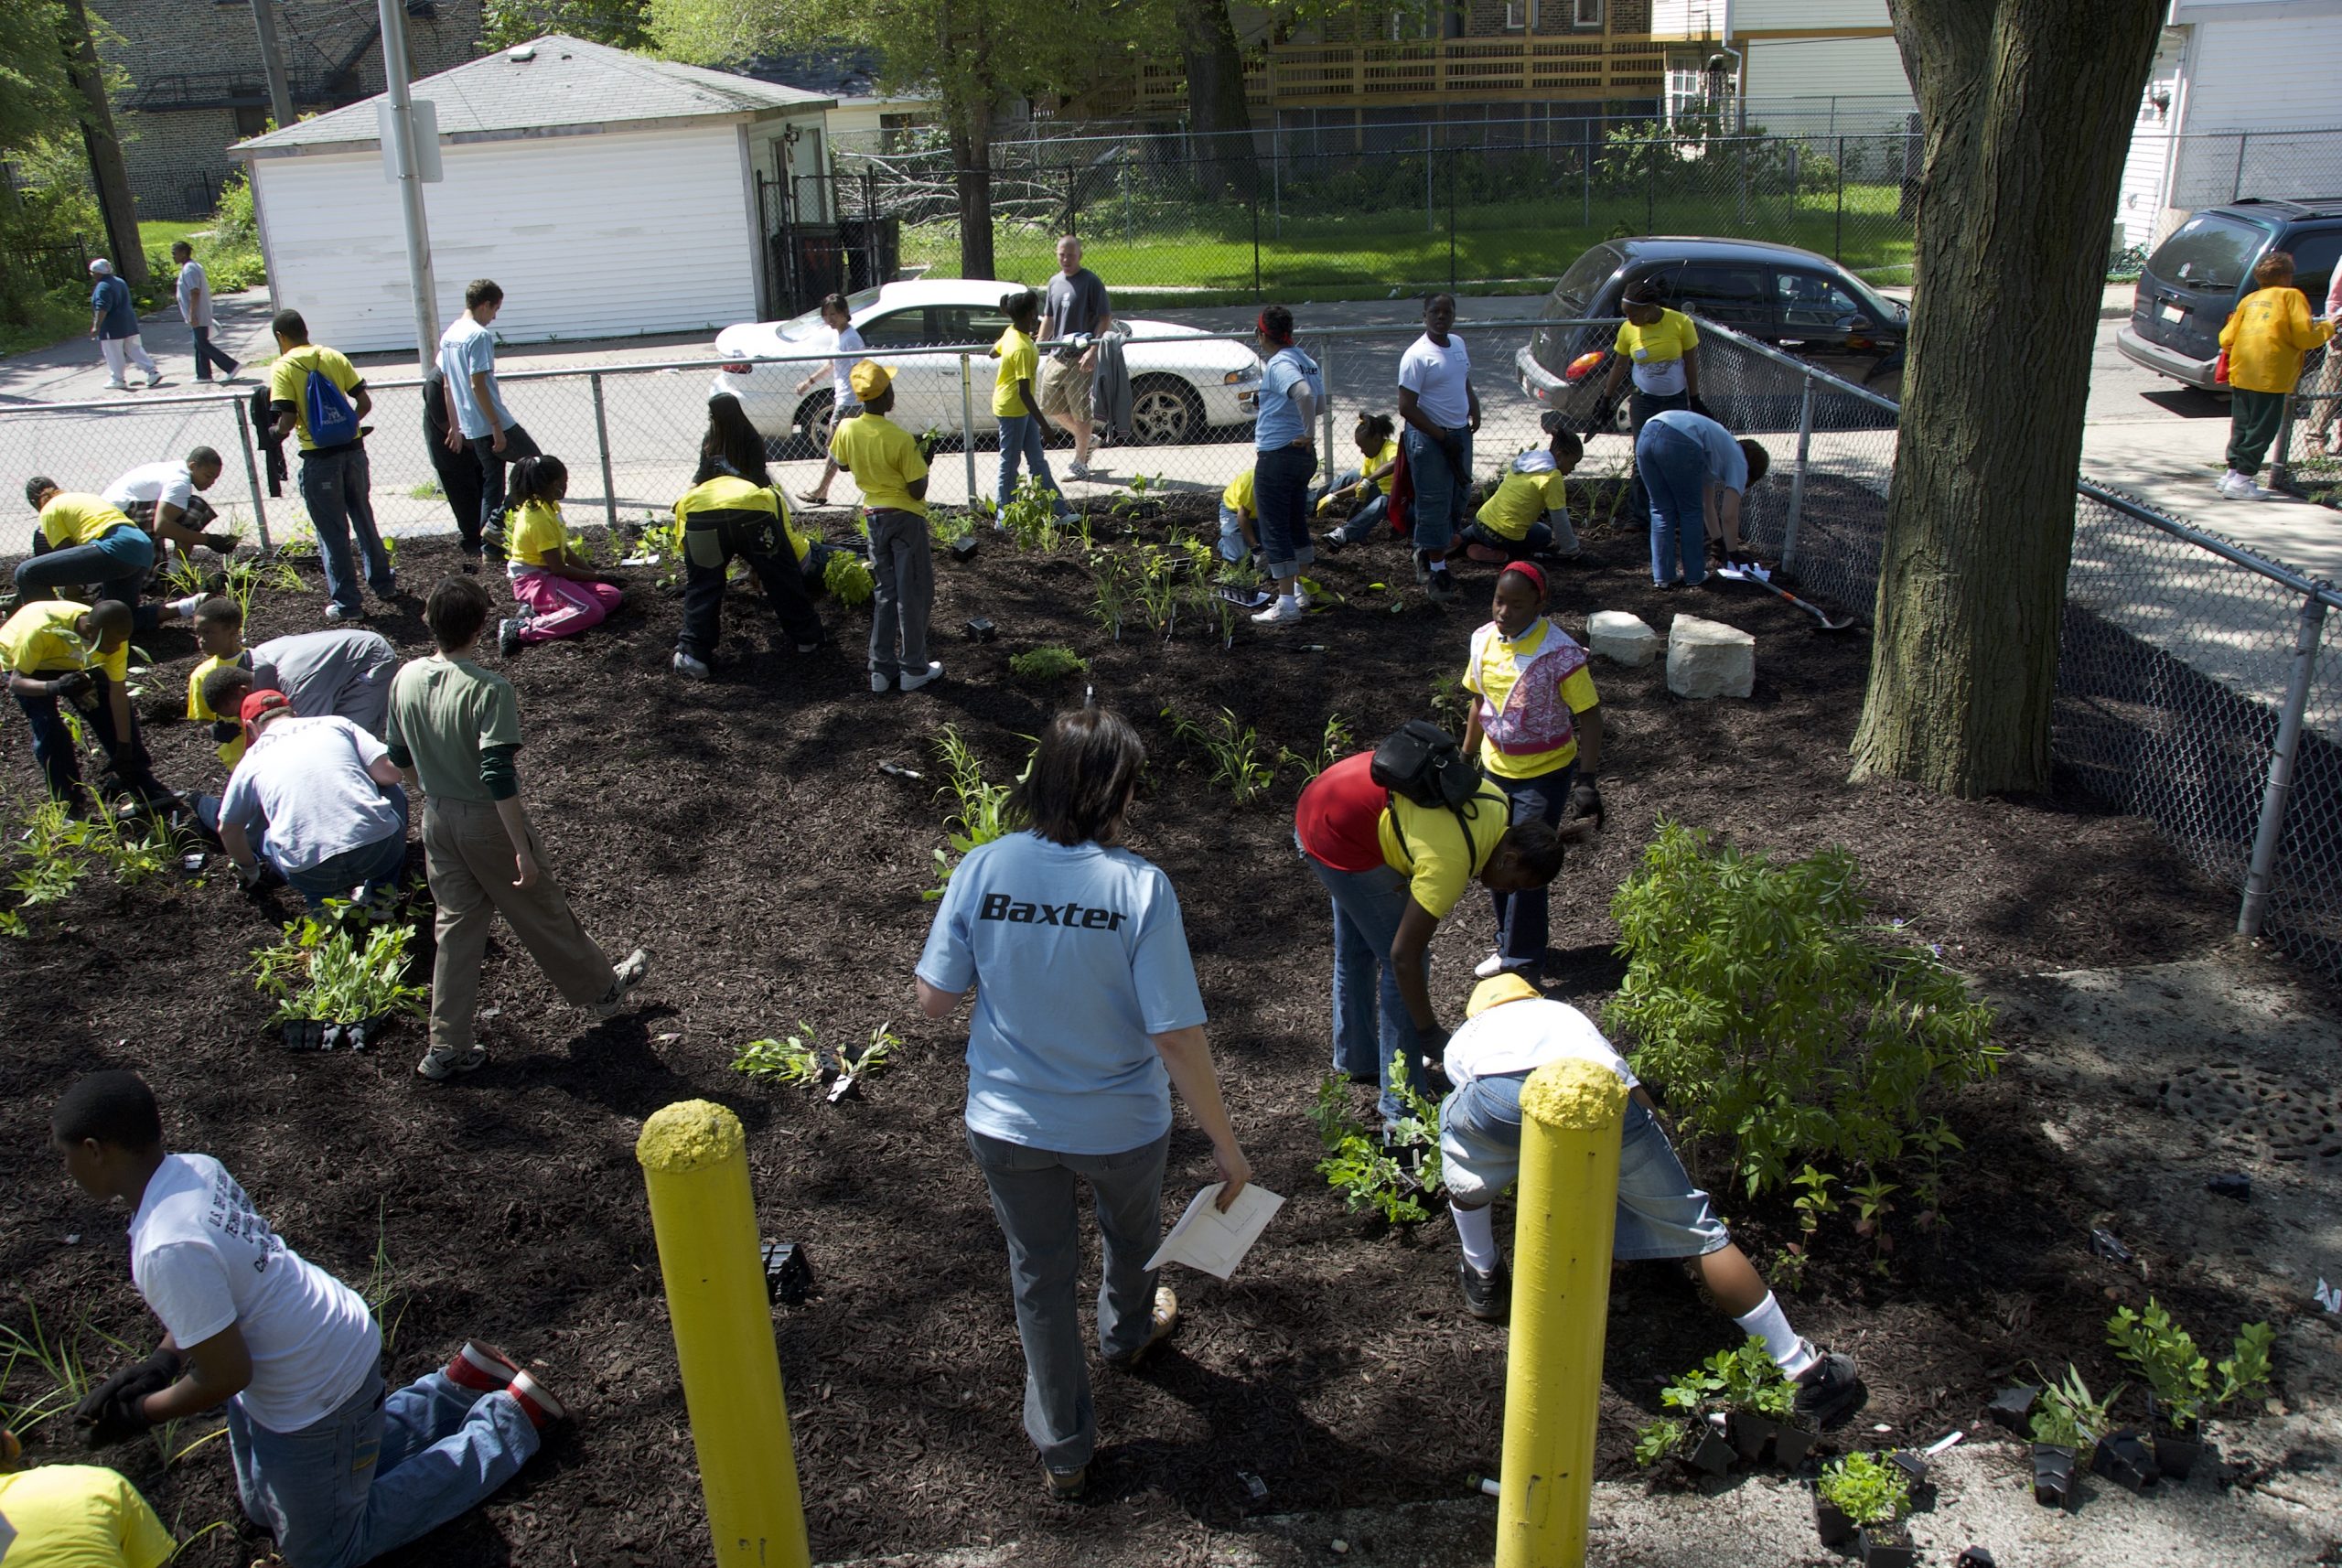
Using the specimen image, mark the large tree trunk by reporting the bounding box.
[1847,0,2163,797]
[1180,0,1256,198]
[951,107,995,281]
[59,0,144,285]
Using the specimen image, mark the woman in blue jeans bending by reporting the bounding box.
[1636,408,1768,587]
[989,289,1069,517]
[1249,305,1325,626]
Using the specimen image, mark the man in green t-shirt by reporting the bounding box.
[384,576,650,1080]
[266,309,395,624]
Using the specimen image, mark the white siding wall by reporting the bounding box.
[1735,0,1891,30]
[250,124,759,355]
[2184,11,2342,129]
[1744,35,1908,104]
[2117,29,2188,249]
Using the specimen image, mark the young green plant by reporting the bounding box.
[1162,705,1275,806]
[1817,1452,1911,1528]
[1008,646,1089,682]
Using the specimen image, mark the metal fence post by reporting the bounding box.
[1423,127,1434,235]
[590,371,618,531]
[959,353,978,506]
[231,398,274,552]
[2272,395,2297,493]
[1318,335,1335,461]
[1447,140,1458,289]
[2240,592,2330,938]
[1581,139,1592,229]
[1781,372,1816,571]
[1252,178,1262,295]
[2232,133,2249,200]
[1833,137,1845,261]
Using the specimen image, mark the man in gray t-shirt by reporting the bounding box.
[217,703,410,907]
[1039,236,1113,478]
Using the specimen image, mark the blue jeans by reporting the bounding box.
[1252,445,1317,580]
[191,321,238,381]
[12,684,160,808]
[280,787,410,908]
[1217,502,1252,564]
[1329,490,1403,543]
[1486,763,1572,971]
[15,527,162,632]
[1627,386,1692,526]
[1305,848,1429,1124]
[225,1369,540,1568]
[1638,421,1709,587]
[1460,519,1559,560]
[1402,424,1472,555]
[994,413,1062,510]
[297,446,394,614]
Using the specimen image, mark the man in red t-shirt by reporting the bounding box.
[1295,752,1575,1126]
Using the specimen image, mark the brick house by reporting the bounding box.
[94,0,484,220]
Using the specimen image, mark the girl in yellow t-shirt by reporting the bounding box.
[988,288,1068,517]
[498,455,627,655]
[1318,413,1410,553]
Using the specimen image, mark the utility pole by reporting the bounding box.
[58,0,145,284]
[377,0,440,371]
[250,0,295,129]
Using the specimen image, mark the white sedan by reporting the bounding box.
[709,279,1262,456]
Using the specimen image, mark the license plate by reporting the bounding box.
[2160,300,2186,323]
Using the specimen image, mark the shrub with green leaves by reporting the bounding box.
[1817,1453,1910,1527]
[250,909,427,1024]
[1009,646,1089,682]
[924,726,1028,900]
[824,550,876,607]
[1606,822,2000,1197]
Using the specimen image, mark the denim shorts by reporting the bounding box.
[1439,1073,1730,1259]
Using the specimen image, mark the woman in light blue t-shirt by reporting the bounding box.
[1249,305,1324,627]
[916,706,1252,1503]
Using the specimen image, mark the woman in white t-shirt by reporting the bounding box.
[795,293,867,506]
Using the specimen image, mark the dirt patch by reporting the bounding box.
[0,502,2281,1566]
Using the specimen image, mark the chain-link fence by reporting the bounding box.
[2271,340,2342,506]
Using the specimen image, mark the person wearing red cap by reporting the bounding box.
[214,690,411,908]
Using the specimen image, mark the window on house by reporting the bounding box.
[232,104,270,138]
[1664,52,1705,118]
[1503,0,1536,30]
[1574,0,1603,27]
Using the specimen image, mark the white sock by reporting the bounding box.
[1452,1203,1499,1273]
[1734,1292,1816,1378]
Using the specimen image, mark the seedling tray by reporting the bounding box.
[2032,1443,2077,1509]
[277,1015,387,1052]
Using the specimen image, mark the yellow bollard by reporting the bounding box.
[1494,1058,1628,1568]
[636,1100,811,1568]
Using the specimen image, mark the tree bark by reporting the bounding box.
[1847,0,2163,797]
[59,0,144,285]
[951,107,995,282]
[1179,0,1256,198]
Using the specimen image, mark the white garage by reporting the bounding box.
[231,36,835,354]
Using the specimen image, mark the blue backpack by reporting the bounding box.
[301,357,360,448]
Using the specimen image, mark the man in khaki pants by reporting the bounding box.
[384,576,649,1079]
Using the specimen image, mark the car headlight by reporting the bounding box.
[1224,370,1260,386]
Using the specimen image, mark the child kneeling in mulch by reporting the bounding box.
[1460,412,1581,564]
[827,360,940,694]
[1441,975,1868,1430]
[499,454,626,656]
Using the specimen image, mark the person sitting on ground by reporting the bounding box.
[1216,464,1260,566]
[1636,408,1768,589]
[18,479,205,635]
[497,454,626,657]
[0,1423,176,1567]
[51,1069,571,1567]
[1438,974,1866,1426]
[1460,562,1604,983]
[1295,742,1582,1130]
[0,597,171,811]
[187,598,398,767]
[1460,414,1583,564]
[828,360,941,695]
[916,705,1251,1504]
[667,468,828,682]
[1317,411,1406,553]
[794,293,866,507]
[215,690,411,908]
[2218,250,2336,501]
[388,576,650,1079]
[102,447,240,581]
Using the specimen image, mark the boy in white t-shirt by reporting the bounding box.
[50,1072,570,1567]
[1439,976,1866,1429]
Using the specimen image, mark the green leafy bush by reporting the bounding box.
[1817,1453,1910,1527]
[250,909,427,1024]
[1606,822,2000,1196]
[1008,646,1088,682]
[823,550,875,607]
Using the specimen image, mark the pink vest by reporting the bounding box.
[1472,618,1586,757]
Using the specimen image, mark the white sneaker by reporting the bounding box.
[324,603,359,622]
[1065,461,1092,480]
[1475,950,1509,980]
[2240,479,2283,501]
[1252,596,1305,625]
[671,650,710,680]
[870,671,894,694]
[899,660,944,692]
[2216,470,2250,499]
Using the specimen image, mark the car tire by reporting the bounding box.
[781,390,836,462]
[1130,376,1204,446]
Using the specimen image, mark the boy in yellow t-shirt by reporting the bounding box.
[1462,416,1583,564]
[264,307,393,621]
[0,1428,176,1568]
[829,360,940,694]
[988,288,1069,519]
[496,454,625,655]
[0,597,170,810]
[16,479,205,637]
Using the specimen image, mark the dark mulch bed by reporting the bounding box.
[0,497,2260,1566]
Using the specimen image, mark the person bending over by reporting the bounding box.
[0,1423,175,1567]
[19,479,204,636]
[188,597,398,766]
[216,690,411,909]
[0,597,171,811]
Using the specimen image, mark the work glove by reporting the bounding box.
[238,861,268,894]
[1567,779,1605,829]
[1585,395,1616,436]
[199,530,241,554]
[75,1348,180,1448]
[51,671,94,702]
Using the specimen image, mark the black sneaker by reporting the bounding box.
[498,618,523,657]
[1458,1260,1510,1322]
[1319,530,1348,555]
[1792,1344,1866,1429]
[1425,568,1460,606]
[1412,547,1434,584]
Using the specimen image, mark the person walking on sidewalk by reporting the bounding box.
[916,705,1252,1503]
[1397,294,1478,606]
[172,242,240,383]
[829,360,940,694]
[89,260,162,391]
[1039,236,1113,478]
[2218,251,2335,500]
[793,294,866,507]
[51,1069,575,1567]
[268,311,396,622]
[385,576,650,1079]
[437,280,540,557]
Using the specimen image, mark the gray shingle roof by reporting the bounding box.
[232,36,833,156]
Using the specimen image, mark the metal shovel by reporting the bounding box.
[1715,563,1859,633]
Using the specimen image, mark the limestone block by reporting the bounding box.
[1666,614,1755,700]
[1588,609,1661,668]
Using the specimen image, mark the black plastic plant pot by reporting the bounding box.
[963,616,997,642]
[1857,1524,1918,1568]
[1988,1385,2040,1433]
[2145,1398,2203,1482]
[1814,1495,1855,1548]
[2090,1430,2158,1494]
[1726,1412,1780,1465]
[760,1240,814,1305]
[279,1019,327,1051]
[1684,1429,1735,1477]
[949,536,979,563]
[2032,1444,2077,1509]
[1774,1423,1818,1469]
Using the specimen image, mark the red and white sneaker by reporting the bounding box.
[445,1341,521,1393]
[507,1369,570,1429]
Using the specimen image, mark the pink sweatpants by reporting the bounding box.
[511,569,623,643]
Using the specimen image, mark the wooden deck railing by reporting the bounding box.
[1131,36,1668,113]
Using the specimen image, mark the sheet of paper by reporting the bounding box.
[1144,1182,1284,1280]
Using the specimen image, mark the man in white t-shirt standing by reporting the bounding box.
[1396,293,1479,607]
[794,293,867,507]
[436,279,540,560]
[172,241,240,383]
[103,447,239,579]
[51,1071,570,1567]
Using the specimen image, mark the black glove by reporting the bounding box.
[1688,394,1713,421]
[74,1349,180,1448]
[1585,395,1615,435]
[51,671,94,702]
[1567,779,1605,828]
[199,530,241,554]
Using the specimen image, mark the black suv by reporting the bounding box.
[2119,197,2342,390]
[1515,237,1908,432]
